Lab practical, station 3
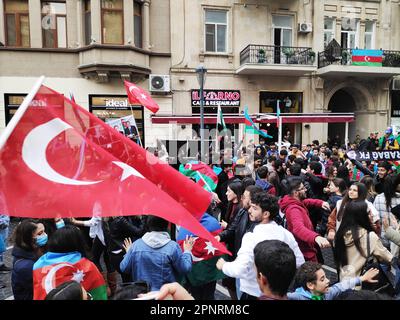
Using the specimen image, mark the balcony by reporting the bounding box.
[237,44,317,76]
[317,48,400,78]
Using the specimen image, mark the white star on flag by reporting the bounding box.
[113,161,145,181]
[71,270,85,283]
[204,241,217,255]
[141,93,147,100]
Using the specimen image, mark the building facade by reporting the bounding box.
[1,0,400,148]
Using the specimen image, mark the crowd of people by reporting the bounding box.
[1,128,400,301]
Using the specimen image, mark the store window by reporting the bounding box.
[260,92,303,143]
[324,17,335,48]
[101,0,123,45]
[89,95,144,146]
[205,9,227,53]
[134,0,142,48]
[41,1,67,48]
[84,0,91,45]
[364,21,375,49]
[4,94,25,124]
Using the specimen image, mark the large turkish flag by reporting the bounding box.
[0,85,229,254]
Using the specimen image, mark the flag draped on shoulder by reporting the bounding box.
[33,252,107,300]
[243,106,272,138]
[124,80,160,113]
[0,82,229,254]
[177,213,228,286]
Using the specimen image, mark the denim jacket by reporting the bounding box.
[120,231,192,290]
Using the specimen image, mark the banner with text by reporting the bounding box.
[347,150,400,161]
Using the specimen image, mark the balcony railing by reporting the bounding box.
[318,48,400,68]
[240,45,315,66]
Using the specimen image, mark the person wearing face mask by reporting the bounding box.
[11,219,47,300]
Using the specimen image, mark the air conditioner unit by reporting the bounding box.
[298,23,312,33]
[393,78,400,91]
[149,74,170,92]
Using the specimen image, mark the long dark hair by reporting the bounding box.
[226,180,243,222]
[337,182,368,222]
[337,165,351,187]
[333,201,374,268]
[383,174,400,211]
[13,219,39,252]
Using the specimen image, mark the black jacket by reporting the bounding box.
[351,159,385,194]
[11,246,38,300]
[218,208,257,257]
[108,216,146,252]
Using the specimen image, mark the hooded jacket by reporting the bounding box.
[11,246,38,300]
[120,231,192,290]
[338,228,392,280]
[279,195,323,261]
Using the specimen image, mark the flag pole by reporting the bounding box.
[0,75,45,151]
[277,100,282,153]
[128,104,143,148]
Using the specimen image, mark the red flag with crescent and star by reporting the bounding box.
[0,84,229,255]
[124,80,160,113]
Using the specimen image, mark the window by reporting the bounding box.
[205,9,227,53]
[4,0,30,47]
[341,17,359,49]
[134,1,142,48]
[272,15,293,47]
[364,21,374,49]
[324,17,335,48]
[41,1,67,48]
[101,0,123,45]
[84,0,91,45]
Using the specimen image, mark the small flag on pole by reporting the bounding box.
[243,106,272,139]
[217,104,227,133]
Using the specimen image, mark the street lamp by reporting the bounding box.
[196,65,207,162]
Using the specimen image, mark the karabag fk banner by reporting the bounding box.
[347,150,400,161]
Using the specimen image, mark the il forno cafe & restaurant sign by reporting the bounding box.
[191,90,240,106]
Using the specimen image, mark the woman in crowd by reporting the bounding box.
[11,219,47,300]
[33,226,107,300]
[333,201,393,281]
[327,182,380,241]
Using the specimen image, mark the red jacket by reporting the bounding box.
[279,195,323,262]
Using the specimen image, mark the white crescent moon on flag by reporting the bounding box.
[364,56,370,62]
[44,263,75,293]
[22,118,103,185]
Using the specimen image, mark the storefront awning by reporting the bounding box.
[151,113,355,124]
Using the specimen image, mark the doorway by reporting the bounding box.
[328,89,356,146]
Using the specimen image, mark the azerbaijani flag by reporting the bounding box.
[177,213,228,286]
[244,106,272,138]
[179,161,218,192]
[352,49,383,66]
[217,104,227,133]
[33,252,107,300]
[276,100,281,126]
